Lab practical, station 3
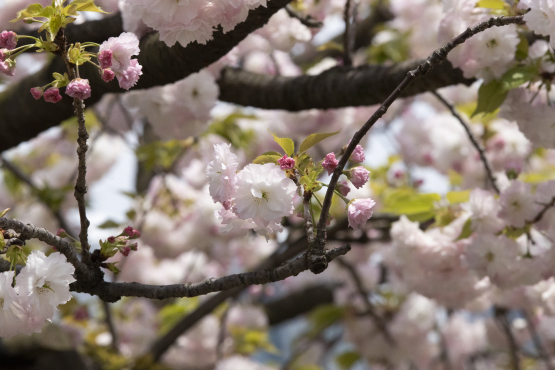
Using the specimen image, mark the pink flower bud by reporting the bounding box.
[56,228,67,238]
[336,180,350,197]
[0,49,9,61]
[30,87,43,100]
[277,155,295,170]
[120,246,131,257]
[322,153,339,175]
[347,198,376,230]
[107,236,116,244]
[132,230,141,239]
[123,226,134,237]
[348,166,370,189]
[350,145,365,163]
[0,59,15,76]
[101,68,115,82]
[44,88,62,103]
[128,242,138,251]
[98,49,113,69]
[66,78,91,100]
[0,31,17,50]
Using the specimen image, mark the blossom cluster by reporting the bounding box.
[123,0,268,47]
[0,251,75,338]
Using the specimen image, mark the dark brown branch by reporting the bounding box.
[529,196,555,224]
[102,300,119,352]
[0,0,293,153]
[495,307,521,370]
[70,244,350,301]
[217,60,474,111]
[285,5,323,28]
[56,29,92,258]
[312,15,525,273]
[431,91,500,193]
[0,217,91,280]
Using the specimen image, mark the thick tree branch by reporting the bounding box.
[70,244,350,301]
[0,0,292,152]
[217,60,474,111]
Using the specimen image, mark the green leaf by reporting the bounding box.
[456,218,473,240]
[501,66,537,90]
[472,79,508,117]
[476,0,507,8]
[252,154,282,165]
[207,112,256,149]
[307,305,344,338]
[48,13,64,39]
[446,190,471,204]
[336,351,361,369]
[515,33,529,61]
[503,225,530,239]
[98,220,120,229]
[0,208,10,218]
[158,298,199,335]
[299,130,341,153]
[269,130,295,156]
[11,3,45,22]
[381,188,441,217]
[69,0,109,13]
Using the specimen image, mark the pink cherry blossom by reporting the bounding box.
[0,49,9,61]
[66,78,91,100]
[0,59,15,76]
[322,152,338,175]
[101,68,116,82]
[277,155,295,170]
[350,145,365,163]
[116,59,142,90]
[43,88,62,103]
[30,87,43,100]
[348,198,376,230]
[336,180,350,197]
[98,49,113,69]
[0,31,17,50]
[348,166,370,189]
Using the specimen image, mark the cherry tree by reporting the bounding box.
[1,0,555,369]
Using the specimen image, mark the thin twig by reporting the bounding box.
[342,0,358,67]
[529,196,555,224]
[495,307,521,370]
[312,15,524,273]
[0,156,75,237]
[522,310,553,370]
[56,28,92,258]
[216,301,233,360]
[431,90,500,193]
[336,258,395,345]
[102,300,119,352]
[285,5,323,28]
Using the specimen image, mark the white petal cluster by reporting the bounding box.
[0,251,75,338]
[123,0,267,47]
[521,0,555,49]
[206,145,296,236]
[233,163,296,228]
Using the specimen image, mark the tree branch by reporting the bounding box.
[431,90,500,193]
[70,244,350,301]
[217,60,474,111]
[312,15,525,272]
[0,0,293,152]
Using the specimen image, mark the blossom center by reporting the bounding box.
[251,188,269,205]
[38,281,54,294]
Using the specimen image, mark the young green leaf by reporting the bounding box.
[472,79,508,117]
[269,130,295,156]
[456,218,473,240]
[10,3,45,22]
[299,130,341,153]
[476,0,507,9]
[70,0,109,13]
[252,153,282,165]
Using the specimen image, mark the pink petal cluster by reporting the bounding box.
[0,59,15,76]
[350,145,365,163]
[277,155,295,170]
[66,79,91,100]
[336,180,350,197]
[44,88,62,103]
[116,59,142,90]
[98,32,142,89]
[101,68,116,82]
[322,152,339,175]
[348,166,370,189]
[0,31,17,50]
[30,87,43,100]
[0,49,9,61]
[347,198,376,230]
